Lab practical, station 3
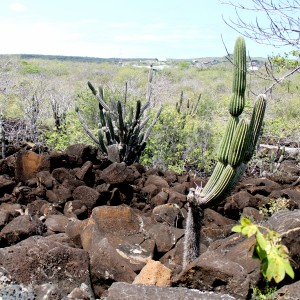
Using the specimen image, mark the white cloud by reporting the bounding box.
[9,2,27,12]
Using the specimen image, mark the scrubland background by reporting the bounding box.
[1,54,299,174]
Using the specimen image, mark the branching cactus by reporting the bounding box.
[76,69,162,165]
[183,37,267,268]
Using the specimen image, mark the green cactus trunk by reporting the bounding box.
[183,36,267,268]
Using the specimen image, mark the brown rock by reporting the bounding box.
[0,235,94,299]
[44,214,71,233]
[99,162,135,184]
[145,175,169,189]
[64,200,88,219]
[174,251,251,299]
[147,223,184,253]
[242,207,263,223]
[0,203,22,217]
[52,167,75,184]
[35,171,56,189]
[46,185,72,205]
[15,150,49,182]
[48,150,68,171]
[65,143,97,166]
[72,185,100,211]
[141,184,160,198]
[207,233,261,285]
[278,160,300,176]
[151,191,169,207]
[169,183,187,195]
[273,281,300,299]
[269,188,300,208]
[152,203,183,227]
[224,191,258,219]
[0,214,44,246]
[167,190,187,207]
[267,209,300,269]
[237,178,281,196]
[79,219,137,297]
[27,199,49,217]
[75,160,93,182]
[0,175,15,197]
[91,206,140,235]
[0,210,9,230]
[133,259,172,286]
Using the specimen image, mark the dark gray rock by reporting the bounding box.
[0,235,94,299]
[105,282,236,300]
[272,280,300,299]
[0,214,44,246]
[174,251,250,299]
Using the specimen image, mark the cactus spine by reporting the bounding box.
[183,37,267,268]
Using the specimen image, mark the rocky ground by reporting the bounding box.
[0,143,299,300]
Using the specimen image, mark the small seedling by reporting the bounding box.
[232,217,294,283]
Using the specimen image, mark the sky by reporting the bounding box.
[0,0,292,59]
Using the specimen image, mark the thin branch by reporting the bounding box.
[264,64,300,94]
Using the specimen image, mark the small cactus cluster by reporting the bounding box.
[76,70,162,165]
[184,37,267,267]
[175,91,201,118]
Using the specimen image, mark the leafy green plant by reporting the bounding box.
[44,110,93,150]
[232,217,294,284]
[251,285,277,300]
[259,198,291,219]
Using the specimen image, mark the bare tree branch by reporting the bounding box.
[221,0,300,48]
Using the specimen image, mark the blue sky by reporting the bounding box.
[0,0,291,58]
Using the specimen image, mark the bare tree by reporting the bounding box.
[221,0,300,48]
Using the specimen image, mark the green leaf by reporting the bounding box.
[241,223,257,237]
[240,217,252,226]
[255,244,267,261]
[232,225,242,232]
[283,259,295,279]
[256,230,268,250]
[266,250,289,283]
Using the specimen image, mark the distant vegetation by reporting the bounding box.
[0,53,299,174]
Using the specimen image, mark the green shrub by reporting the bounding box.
[141,105,220,174]
[44,110,93,150]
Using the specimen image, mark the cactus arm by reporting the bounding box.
[229,36,246,117]
[98,128,107,153]
[202,165,236,204]
[75,107,99,145]
[200,162,226,196]
[142,105,163,143]
[217,116,239,164]
[244,94,267,162]
[227,119,249,167]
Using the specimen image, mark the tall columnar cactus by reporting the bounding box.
[183,37,267,267]
[76,68,162,165]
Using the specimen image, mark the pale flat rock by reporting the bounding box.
[105,282,236,300]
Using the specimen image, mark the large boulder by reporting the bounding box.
[0,235,94,299]
[106,282,236,300]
